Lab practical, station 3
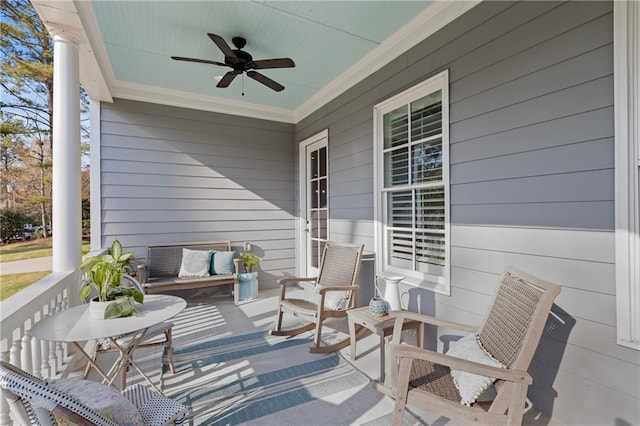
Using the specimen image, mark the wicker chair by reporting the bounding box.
[270,241,364,353]
[386,266,561,426]
[0,361,186,425]
[83,275,176,389]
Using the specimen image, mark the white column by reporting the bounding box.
[51,31,82,272]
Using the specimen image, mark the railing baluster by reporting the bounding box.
[32,329,42,379]
[0,250,107,422]
[9,331,22,370]
[54,296,64,372]
[21,330,33,376]
[0,394,10,426]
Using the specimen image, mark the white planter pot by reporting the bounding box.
[89,299,111,320]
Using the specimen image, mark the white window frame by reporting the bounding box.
[373,70,450,295]
[614,1,640,350]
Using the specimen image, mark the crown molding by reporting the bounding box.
[112,81,297,123]
[293,0,481,122]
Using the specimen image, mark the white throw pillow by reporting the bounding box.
[445,333,505,406]
[178,248,212,278]
[318,285,350,310]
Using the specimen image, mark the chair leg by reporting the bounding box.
[391,357,413,426]
[312,318,323,349]
[165,329,176,374]
[274,307,284,332]
[121,362,129,390]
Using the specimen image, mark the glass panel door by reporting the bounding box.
[305,138,328,276]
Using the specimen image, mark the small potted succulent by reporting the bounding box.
[79,239,144,319]
[238,252,261,300]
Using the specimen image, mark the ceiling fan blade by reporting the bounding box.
[246,70,285,92]
[217,71,238,88]
[171,56,228,67]
[248,58,295,70]
[207,33,237,60]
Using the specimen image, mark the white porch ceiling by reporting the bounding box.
[32,1,479,123]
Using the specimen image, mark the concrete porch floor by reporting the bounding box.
[88,287,560,426]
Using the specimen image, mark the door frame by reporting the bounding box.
[297,129,329,277]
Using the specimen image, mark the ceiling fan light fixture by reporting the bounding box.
[172,33,295,92]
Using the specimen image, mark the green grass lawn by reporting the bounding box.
[0,240,54,262]
[1,271,51,301]
[0,238,90,262]
[0,238,91,301]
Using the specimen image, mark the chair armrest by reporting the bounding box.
[391,344,532,385]
[233,258,241,276]
[136,264,147,283]
[277,276,318,286]
[391,311,478,345]
[316,285,359,294]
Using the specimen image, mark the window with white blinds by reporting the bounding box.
[374,70,450,294]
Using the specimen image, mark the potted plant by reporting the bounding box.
[238,252,261,300]
[79,239,144,319]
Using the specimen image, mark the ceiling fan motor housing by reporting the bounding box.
[227,50,253,71]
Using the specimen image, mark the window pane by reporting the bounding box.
[388,229,413,270]
[416,231,445,275]
[411,91,442,141]
[319,209,327,239]
[415,186,445,230]
[388,190,412,228]
[384,147,409,187]
[311,150,319,178]
[312,240,319,268]
[412,138,442,184]
[311,180,319,208]
[319,178,327,208]
[311,210,319,238]
[384,106,408,149]
[319,147,327,177]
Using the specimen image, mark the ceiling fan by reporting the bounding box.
[171,33,295,92]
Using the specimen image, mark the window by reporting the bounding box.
[614,1,640,350]
[374,70,450,294]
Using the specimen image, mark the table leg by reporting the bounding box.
[379,335,386,382]
[348,317,357,361]
[107,331,164,394]
[71,342,112,384]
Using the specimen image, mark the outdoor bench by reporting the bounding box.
[136,240,240,305]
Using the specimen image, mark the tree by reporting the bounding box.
[0,208,27,242]
[0,115,29,209]
[1,0,90,237]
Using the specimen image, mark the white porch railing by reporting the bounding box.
[0,248,107,425]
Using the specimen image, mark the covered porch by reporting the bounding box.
[1,1,639,425]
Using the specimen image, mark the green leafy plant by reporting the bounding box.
[239,252,261,273]
[79,239,143,318]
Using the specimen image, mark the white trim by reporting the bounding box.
[295,1,479,123]
[31,0,112,103]
[373,70,450,296]
[297,130,329,277]
[111,81,296,124]
[614,0,640,351]
[89,100,102,252]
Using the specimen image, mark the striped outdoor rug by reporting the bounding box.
[161,330,419,425]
